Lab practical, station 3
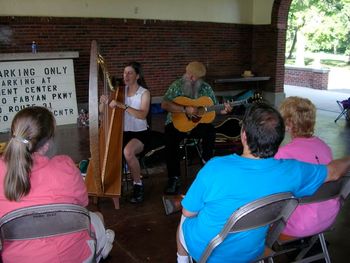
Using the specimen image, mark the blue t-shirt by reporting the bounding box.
[181,154,327,263]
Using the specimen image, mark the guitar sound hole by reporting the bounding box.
[191,116,201,123]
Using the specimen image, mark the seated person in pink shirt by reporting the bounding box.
[275,96,340,238]
[0,106,114,263]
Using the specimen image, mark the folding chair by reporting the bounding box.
[195,192,298,263]
[272,175,350,263]
[334,98,350,123]
[0,203,96,262]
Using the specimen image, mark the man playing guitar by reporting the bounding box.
[161,61,232,194]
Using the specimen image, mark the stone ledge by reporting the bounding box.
[285,64,330,73]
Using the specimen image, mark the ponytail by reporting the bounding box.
[4,137,33,201]
[3,107,55,201]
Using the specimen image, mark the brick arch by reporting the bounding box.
[272,0,293,28]
[271,0,293,93]
[252,0,293,97]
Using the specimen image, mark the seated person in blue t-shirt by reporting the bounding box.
[176,102,350,263]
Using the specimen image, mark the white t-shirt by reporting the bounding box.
[124,86,148,132]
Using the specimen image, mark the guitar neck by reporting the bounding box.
[207,99,250,112]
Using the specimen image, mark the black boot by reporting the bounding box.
[164,177,181,195]
[130,184,144,203]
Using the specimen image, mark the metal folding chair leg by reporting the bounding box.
[181,138,203,179]
[335,100,350,123]
[334,109,348,123]
[293,234,331,263]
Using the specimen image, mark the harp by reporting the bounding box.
[85,40,124,209]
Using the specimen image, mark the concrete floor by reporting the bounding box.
[1,86,350,262]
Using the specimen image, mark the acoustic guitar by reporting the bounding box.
[215,117,242,141]
[171,93,262,132]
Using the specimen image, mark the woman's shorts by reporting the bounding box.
[123,130,150,147]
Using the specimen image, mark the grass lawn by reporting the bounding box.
[286,58,350,69]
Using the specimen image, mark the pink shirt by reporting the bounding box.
[275,137,340,237]
[0,153,92,263]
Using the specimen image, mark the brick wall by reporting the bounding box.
[271,0,293,94]
[285,65,330,90]
[0,16,280,104]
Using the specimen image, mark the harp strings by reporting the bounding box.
[97,54,117,140]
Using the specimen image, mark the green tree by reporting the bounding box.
[287,0,350,63]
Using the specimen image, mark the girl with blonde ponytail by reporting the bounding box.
[0,106,114,263]
[4,106,55,201]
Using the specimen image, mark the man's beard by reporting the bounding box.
[182,75,202,98]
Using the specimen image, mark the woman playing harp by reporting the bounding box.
[100,61,151,204]
[85,41,125,209]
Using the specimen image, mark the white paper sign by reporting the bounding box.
[0,59,78,132]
